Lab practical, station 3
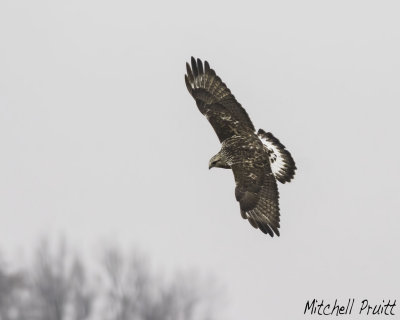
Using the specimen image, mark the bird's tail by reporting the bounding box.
[258,129,296,183]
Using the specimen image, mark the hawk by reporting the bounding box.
[185,57,296,236]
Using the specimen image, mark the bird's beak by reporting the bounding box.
[208,162,213,170]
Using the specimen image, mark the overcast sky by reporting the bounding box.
[1,0,399,319]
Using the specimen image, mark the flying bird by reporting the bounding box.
[185,57,296,236]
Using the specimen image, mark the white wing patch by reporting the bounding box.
[257,129,296,184]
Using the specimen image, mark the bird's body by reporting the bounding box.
[185,57,296,236]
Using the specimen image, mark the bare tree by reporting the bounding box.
[0,257,26,320]
[0,240,221,320]
[69,257,95,320]
[28,238,95,320]
[29,239,70,320]
[100,246,219,320]
[100,246,151,320]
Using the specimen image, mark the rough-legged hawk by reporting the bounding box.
[185,57,296,237]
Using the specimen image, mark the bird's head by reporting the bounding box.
[209,153,230,170]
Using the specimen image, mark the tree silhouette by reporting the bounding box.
[0,239,221,320]
[0,257,26,320]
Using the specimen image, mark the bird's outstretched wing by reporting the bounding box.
[230,151,280,237]
[258,129,296,183]
[185,57,255,142]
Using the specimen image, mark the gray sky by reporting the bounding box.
[1,0,399,319]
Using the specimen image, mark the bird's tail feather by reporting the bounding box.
[258,129,296,184]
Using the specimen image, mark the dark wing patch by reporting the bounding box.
[185,57,255,142]
[258,129,296,184]
[231,161,280,237]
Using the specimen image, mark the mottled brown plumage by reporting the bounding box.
[185,57,296,237]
